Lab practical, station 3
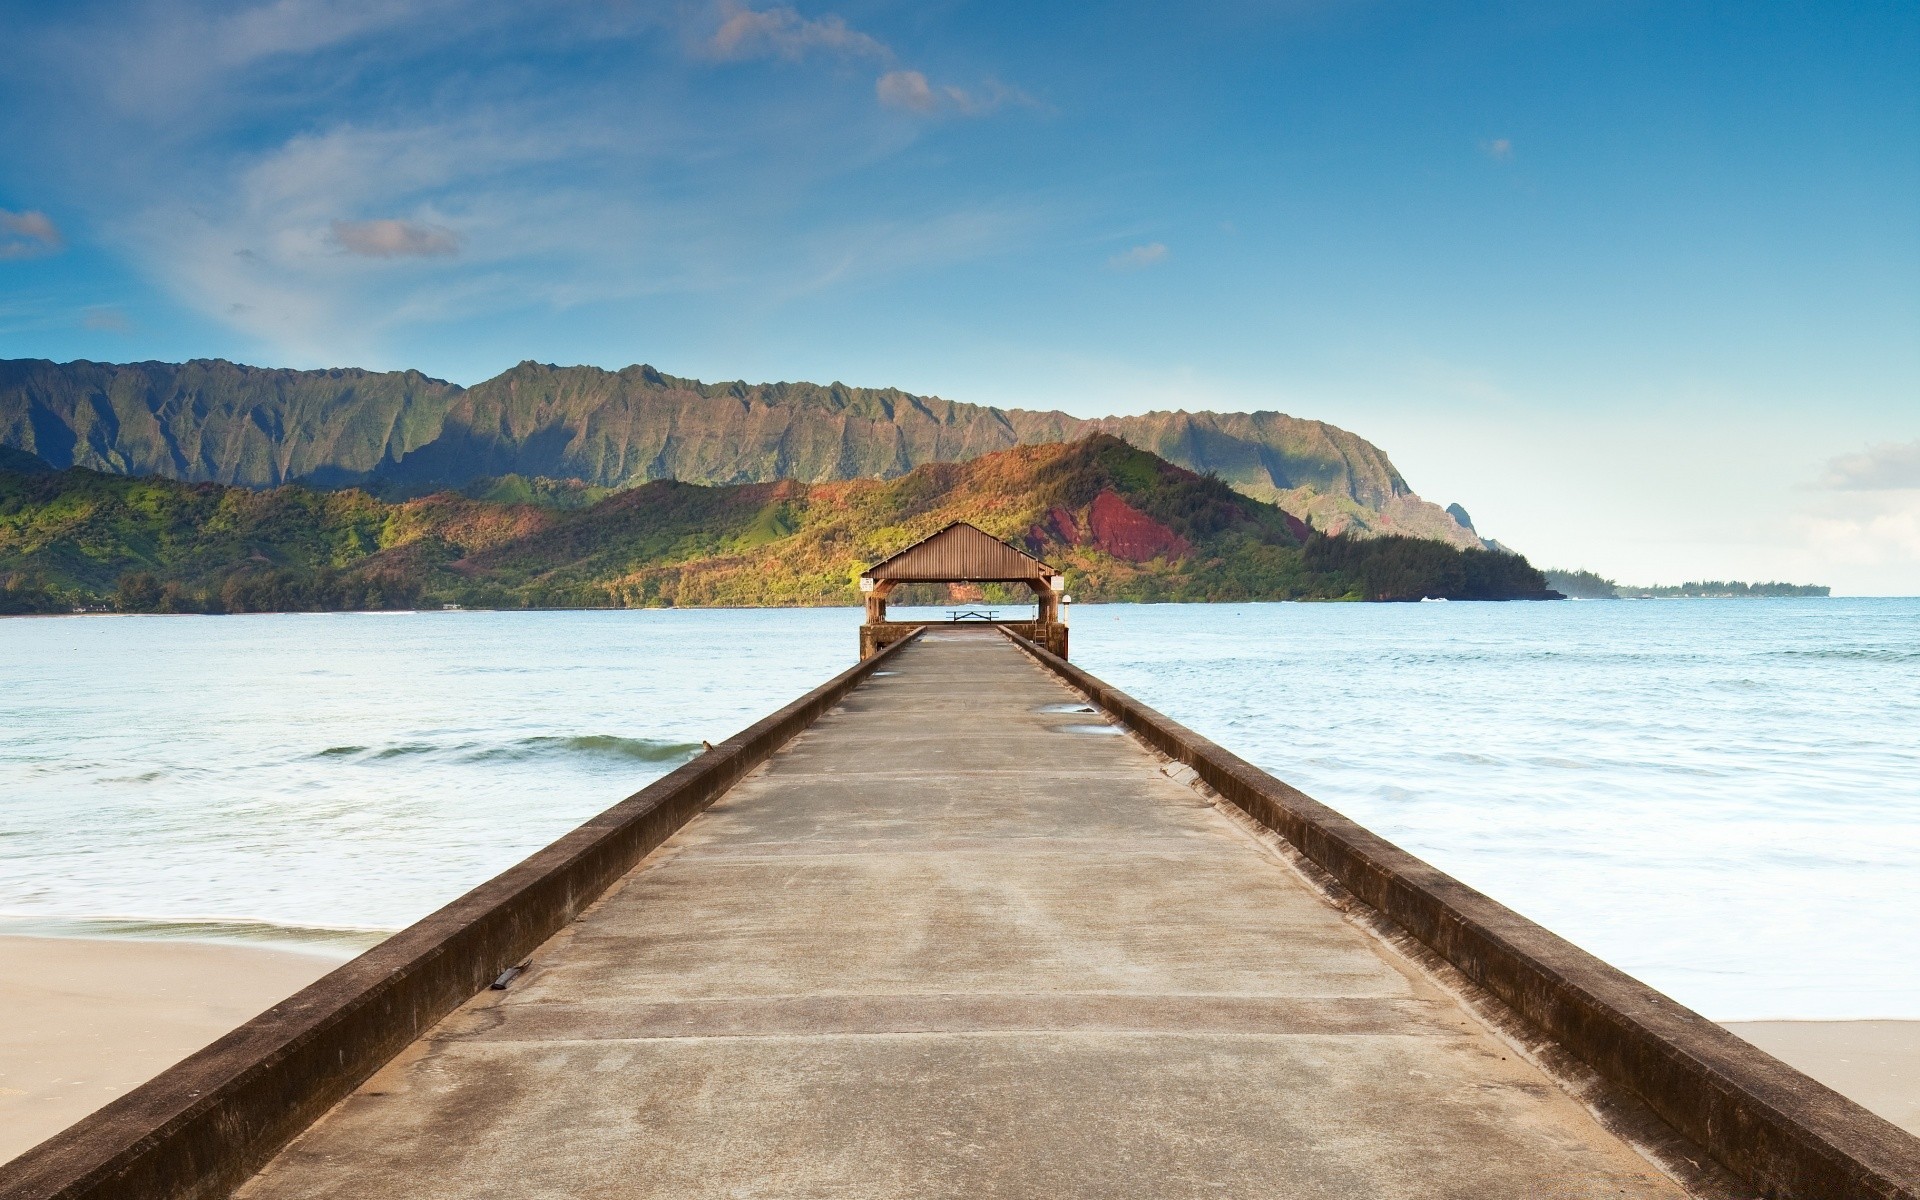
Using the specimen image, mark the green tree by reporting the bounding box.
[115,572,163,612]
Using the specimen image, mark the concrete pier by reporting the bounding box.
[232,629,1697,1199]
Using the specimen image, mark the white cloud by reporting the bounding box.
[118,116,609,356]
[1788,442,1920,581]
[1817,440,1920,490]
[1108,242,1168,270]
[8,3,1041,364]
[1791,492,1920,567]
[876,70,1032,117]
[1481,137,1513,162]
[83,307,133,332]
[707,3,888,62]
[0,209,64,259]
[875,69,937,112]
[330,217,460,258]
[103,104,1036,363]
[699,5,1034,120]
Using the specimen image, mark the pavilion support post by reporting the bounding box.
[863,580,892,624]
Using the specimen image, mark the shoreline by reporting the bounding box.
[1720,1020,1920,1137]
[2,935,1914,1167]
[0,934,350,1163]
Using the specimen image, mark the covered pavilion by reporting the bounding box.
[858,522,1069,658]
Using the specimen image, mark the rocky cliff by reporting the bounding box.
[0,358,1482,548]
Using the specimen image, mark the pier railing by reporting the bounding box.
[1,631,925,1200]
[860,617,1066,659]
[1001,626,1920,1200]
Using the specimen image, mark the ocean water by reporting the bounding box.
[2,599,1915,1020]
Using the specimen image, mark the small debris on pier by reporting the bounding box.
[489,963,528,990]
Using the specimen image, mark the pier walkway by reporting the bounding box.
[235,629,1690,1199]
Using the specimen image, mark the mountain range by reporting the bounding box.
[0,435,1552,614]
[0,357,1483,548]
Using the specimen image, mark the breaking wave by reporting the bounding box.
[313,735,701,766]
[466,735,703,764]
[0,913,392,956]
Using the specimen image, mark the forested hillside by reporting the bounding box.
[1,436,1552,614]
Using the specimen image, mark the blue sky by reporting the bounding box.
[2,0,1916,592]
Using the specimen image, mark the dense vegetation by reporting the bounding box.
[1624,581,1830,598]
[1,436,1555,615]
[1,356,1482,546]
[1541,568,1828,599]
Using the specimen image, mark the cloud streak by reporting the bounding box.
[706,3,888,62]
[1,209,64,259]
[1817,440,1920,490]
[876,70,1033,117]
[331,218,460,258]
[1108,242,1168,270]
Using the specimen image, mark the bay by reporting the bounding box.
[2,598,1914,1019]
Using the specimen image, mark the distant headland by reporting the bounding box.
[1544,569,1829,599]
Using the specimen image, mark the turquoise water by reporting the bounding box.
[2,600,1916,1019]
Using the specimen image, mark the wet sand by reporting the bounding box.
[1723,1020,1920,1137]
[0,936,348,1164]
[3,934,1915,1170]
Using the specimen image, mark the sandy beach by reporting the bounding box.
[3,934,1916,1168]
[1723,1020,1920,1137]
[0,936,348,1164]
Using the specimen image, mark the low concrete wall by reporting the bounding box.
[2,630,924,1200]
[1003,629,1920,1200]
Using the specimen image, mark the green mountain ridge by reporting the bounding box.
[0,435,1554,615]
[0,357,1485,549]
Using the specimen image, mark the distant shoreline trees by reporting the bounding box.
[1541,569,1828,599]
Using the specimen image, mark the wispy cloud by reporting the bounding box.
[1792,493,1920,566]
[83,306,133,332]
[1790,441,1920,572]
[776,205,1039,300]
[1,209,64,259]
[1108,242,1168,270]
[331,217,460,258]
[706,2,888,62]
[1816,440,1920,490]
[1480,137,1513,162]
[703,8,1030,120]
[2,2,1041,364]
[35,0,490,123]
[876,70,1033,117]
[212,0,452,68]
